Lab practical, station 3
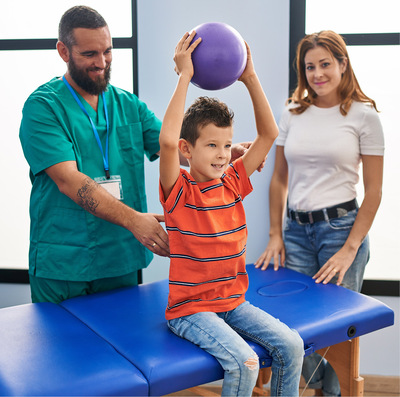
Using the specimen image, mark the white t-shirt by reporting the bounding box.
[276,101,384,211]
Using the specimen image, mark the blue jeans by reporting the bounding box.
[283,209,369,396]
[168,301,304,397]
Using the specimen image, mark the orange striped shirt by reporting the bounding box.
[160,159,253,320]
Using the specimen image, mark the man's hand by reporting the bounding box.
[129,213,170,257]
[231,142,266,172]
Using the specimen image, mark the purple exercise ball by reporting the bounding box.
[191,22,247,90]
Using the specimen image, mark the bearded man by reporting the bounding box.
[19,6,168,303]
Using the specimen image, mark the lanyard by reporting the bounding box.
[62,76,110,179]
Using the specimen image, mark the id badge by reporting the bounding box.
[95,175,123,200]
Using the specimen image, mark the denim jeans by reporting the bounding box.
[283,208,369,396]
[168,301,304,397]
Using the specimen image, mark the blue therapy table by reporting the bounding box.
[0,266,394,396]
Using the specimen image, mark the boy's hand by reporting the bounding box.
[238,41,256,83]
[174,31,202,79]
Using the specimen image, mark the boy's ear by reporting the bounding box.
[178,139,192,159]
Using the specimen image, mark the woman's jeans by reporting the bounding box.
[283,209,369,396]
[168,301,304,397]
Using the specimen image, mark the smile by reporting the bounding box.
[89,69,105,76]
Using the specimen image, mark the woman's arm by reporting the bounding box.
[313,154,383,285]
[255,145,289,270]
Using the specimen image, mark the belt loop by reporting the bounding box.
[323,208,329,222]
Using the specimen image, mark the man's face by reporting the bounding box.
[68,27,112,95]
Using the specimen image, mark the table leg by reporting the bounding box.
[316,337,364,397]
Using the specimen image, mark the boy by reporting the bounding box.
[159,31,303,397]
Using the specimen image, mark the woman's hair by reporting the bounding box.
[181,97,234,146]
[58,6,107,50]
[289,30,377,115]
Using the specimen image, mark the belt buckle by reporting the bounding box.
[337,207,348,217]
[294,212,308,225]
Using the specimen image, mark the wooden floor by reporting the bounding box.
[167,375,400,396]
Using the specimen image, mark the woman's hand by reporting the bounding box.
[313,246,357,286]
[255,234,285,271]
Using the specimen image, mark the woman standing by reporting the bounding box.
[255,30,384,396]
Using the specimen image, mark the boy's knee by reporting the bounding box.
[244,352,259,372]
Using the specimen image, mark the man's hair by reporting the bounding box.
[180,97,234,146]
[58,6,108,49]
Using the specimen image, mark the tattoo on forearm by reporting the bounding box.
[77,179,99,213]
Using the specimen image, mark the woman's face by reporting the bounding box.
[304,46,347,108]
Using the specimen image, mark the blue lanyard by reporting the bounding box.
[62,76,110,179]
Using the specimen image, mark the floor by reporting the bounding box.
[167,375,400,396]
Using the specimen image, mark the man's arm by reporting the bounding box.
[159,31,201,199]
[238,43,279,178]
[45,161,169,256]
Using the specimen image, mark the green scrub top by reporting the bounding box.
[19,77,161,281]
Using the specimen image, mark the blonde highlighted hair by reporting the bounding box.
[289,30,378,115]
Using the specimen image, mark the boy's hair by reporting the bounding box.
[180,97,234,146]
[58,6,108,50]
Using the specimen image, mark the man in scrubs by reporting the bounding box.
[19,6,171,303]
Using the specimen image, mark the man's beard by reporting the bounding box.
[68,55,111,95]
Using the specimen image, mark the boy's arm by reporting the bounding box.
[239,43,279,178]
[159,32,201,199]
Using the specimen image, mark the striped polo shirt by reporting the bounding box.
[160,158,253,320]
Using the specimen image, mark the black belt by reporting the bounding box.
[288,199,357,225]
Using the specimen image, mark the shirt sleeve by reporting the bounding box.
[137,98,162,162]
[359,104,385,156]
[226,158,253,200]
[159,169,188,214]
[275,105,291,147]
[19,93,76,176]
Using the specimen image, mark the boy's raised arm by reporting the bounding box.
[239,43,279,178]
[159,32,201,200]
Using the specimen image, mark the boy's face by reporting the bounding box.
[187,123,233,182]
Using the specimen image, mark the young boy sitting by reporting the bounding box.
[159,31,304,397]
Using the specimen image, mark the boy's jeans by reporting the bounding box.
[284,209,369,396]
[168,301,304,397]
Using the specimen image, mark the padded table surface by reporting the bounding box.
[0,302,148,396]
[61,274,226,396]
[60,265,394,396]
[245,265,394,352]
